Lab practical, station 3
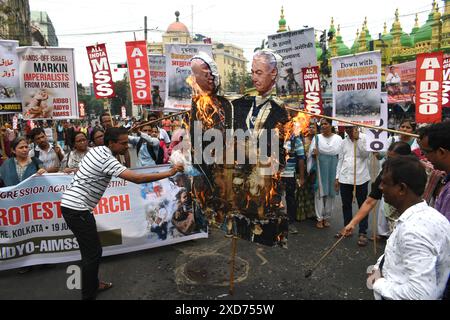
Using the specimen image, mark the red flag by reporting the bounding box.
[125,41,152,105]
[416,52,443,123]
[86,43,115,99]
[301,66,323,115]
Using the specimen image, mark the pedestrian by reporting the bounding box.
[29,127,65,173]
[308,118,342,229]
[335,126,371,246]
[60,127,183,300]
[367,155,450,300]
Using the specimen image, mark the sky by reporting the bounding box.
[29,0,439,86]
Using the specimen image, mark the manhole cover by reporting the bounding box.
[184,253,248,285]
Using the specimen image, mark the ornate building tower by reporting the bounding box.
[441,0,450,50]
[277,6,287,33]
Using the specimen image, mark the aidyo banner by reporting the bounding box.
[17,47,79,120]
[0,40,22,114]
[0,166,207,271]
[332,51,381,126]
[366,92,388,152]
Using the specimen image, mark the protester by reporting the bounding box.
[147,113,171,145]
[368,156,450,300]
[296,122,316,221]
[90,127,105,147]
[29,127,64,173]
[340,141,411,237]
[60,127,183,300]
[281,124,305,234]
[100,112,131,167]
[60,131,90,174]
[335,126,371,246]
[388,119,420,156]
[0,136,46,186]
[56,121,65,150]
[308,118,342,229]
[128,124,165,167]
[418,121,450,221]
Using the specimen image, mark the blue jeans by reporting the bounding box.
[339,182,369,234]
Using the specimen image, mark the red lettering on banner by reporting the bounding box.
[416,52,443,123]
[0,202,64,226]
[126,41,152,105]
[302,66,323,115]
[93,195,131,215]
[86,44,115,99]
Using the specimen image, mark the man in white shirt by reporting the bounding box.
[29,127,64,173]
[336,126,371,246]
[147,113,171,145]
[368,155,450,300]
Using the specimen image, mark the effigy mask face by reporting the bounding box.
[191,59,215,95]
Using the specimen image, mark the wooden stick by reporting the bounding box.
[305,234,346,278]
[129,110,189,132]
[229,236,238,295]
[285,107,419,138]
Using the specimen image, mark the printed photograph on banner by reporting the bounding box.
[332,51,381,126]
[0,166,207,271]
[164,44,212,111]
[385,60,416,109]
[267,27,317,97]
[17,47,78,120]
[149,54,166,110]
[0,40,22,114]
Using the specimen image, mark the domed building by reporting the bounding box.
[162,11,191,44]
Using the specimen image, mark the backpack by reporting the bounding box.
[136,138,164,165]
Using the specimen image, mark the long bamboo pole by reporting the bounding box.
[129,110,189,132]
[285,107,419,138]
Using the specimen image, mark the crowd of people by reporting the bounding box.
[0,48,449,300]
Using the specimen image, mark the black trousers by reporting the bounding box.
[282,177,297,224]
[61,206,102,300]
[339,182,369,234]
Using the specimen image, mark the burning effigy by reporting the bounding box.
[183,50,294,247]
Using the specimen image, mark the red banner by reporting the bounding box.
[301,66,323,115]
[125,41,152,105]
[443,56,450,108]
[86,44,115,99]
[416,52,443,123]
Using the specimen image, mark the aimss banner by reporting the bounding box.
[0,166,207,271]
[17,47,78,120]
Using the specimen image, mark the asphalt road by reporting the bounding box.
[0,203,385,300]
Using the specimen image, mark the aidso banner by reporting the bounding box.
[301,66,323,115]
[416,51,443,124]
[0,40,22,113]
[0,166,207,271]
[149,54,166,109]
[17,47,78,120]
[332,51,381,126]
[125,40,152,105]
[86,43,115,99]
[268,28,317,96]
[165,44,212,111]
[366,93,388,152]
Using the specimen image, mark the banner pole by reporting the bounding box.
[229,235,238,295]
[353,138,357,203]
[129,110,189,132]
[285,107,419,138]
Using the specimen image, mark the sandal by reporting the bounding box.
[316,220,324,229]
[98,281,113,292]
[357,234,368,247]
[323,220,331,228]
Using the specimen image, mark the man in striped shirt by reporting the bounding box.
[61,127,183,300]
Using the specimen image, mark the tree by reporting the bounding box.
[110,79,132,117]
[77,82,104,119]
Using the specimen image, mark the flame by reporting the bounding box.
[186,75,220,131]
[284,112,311,141]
